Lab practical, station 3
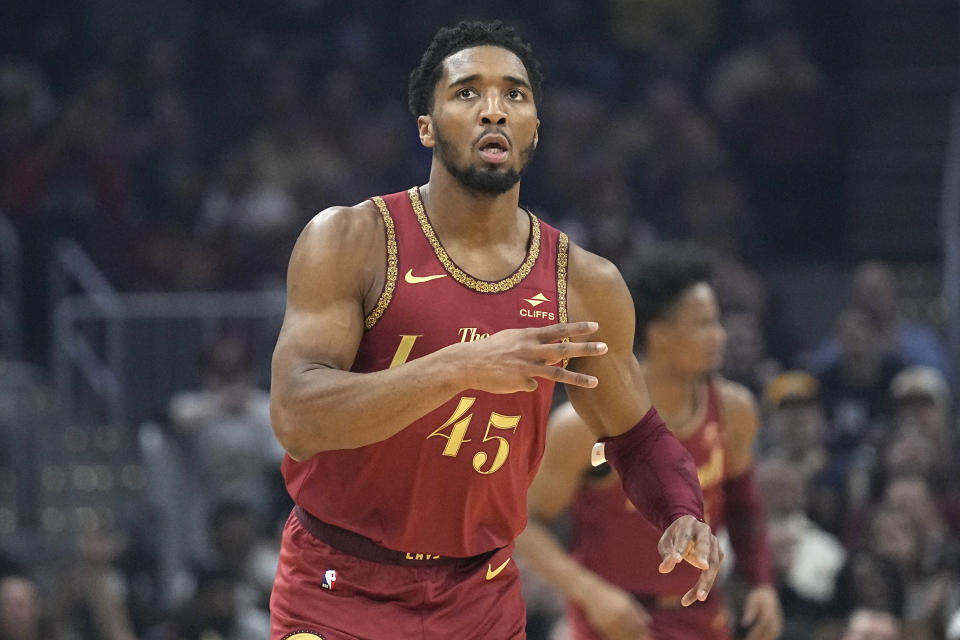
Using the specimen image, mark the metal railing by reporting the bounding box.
[48,239,123,424]
[53,288,285,427]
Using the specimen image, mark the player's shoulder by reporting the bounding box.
[566,241,624,289]
[287,199,385,286]
[563,241,634,339]
[716,376,757,411]
[714,376,759,440]
[300,199,383,247]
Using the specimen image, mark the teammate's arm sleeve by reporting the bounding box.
[724,467,774,585]
[719,380,774,584]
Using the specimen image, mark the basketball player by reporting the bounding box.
[268,23,721,640]
[517,247,782,640]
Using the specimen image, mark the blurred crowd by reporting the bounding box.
[0,1,957,639]
[518,257,960,640]
[1,0,850,363]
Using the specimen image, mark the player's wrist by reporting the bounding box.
[423,344,474,394]
[665,513,706,528]
[601,407,705,530]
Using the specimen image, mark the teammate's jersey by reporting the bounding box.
[569,378,728,595]
[282,187,569,558]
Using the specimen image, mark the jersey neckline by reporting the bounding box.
[408,186,541,294]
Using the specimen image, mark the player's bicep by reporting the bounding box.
[272,208,373,385]
[564,246,652,437]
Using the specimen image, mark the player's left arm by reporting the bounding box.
[564,243,722,607]
[719,379,783,640]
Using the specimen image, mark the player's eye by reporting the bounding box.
[457,88,477,99]
[507,89,524,100]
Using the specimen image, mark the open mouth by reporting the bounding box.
[477,134,510,164]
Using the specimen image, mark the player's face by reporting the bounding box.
[419,45,540,196]
[659,283,726,375]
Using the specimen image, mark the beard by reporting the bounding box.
[434,126,537,197]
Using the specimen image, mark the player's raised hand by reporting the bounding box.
[456,321,607,393]
[656,515,723,607]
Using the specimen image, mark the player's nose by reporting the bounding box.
[479,92,507,125]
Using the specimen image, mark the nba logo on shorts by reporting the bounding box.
[322,569,337,590]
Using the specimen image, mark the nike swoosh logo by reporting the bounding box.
[485,557,511,581]
[404,269,448,284]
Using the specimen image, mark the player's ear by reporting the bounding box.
[418,115,435,148]
[533,120,539,148]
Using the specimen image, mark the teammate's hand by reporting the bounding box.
[656,515,723,606]
[742,584,783,640]
[456,321,607,393]
[582,579,652,640]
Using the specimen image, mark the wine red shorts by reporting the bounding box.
[270,509,526,640]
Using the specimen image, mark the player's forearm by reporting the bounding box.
[271,348,466,459]
[516,520,610,607]
[600,407,704,530]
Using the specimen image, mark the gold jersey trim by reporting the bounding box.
[408,187,541,293]
[364,196,399,329]
[557,232,569,368]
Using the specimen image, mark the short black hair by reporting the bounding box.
[407,20,544,117]
[629,244,714,345]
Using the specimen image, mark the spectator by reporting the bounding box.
[833,550,904,621]
[205,501,277,613]
[889,366,954,452]
[888,366,960,534]
[195,147,299,289]
[145,568,269,640]
[881,476,955,580]
[863,502,955,638]
[810,261,953,383]
[168,336,285,565]
[49,528,138,640]
[723,309,782,399]
[0,567,49,640]
[841,608,901,640]
[761,371,827,473]
[761,371,837,530]
[756,454,845,639]
[815,306,903,456]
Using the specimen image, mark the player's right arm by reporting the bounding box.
[270,203,607,460]
[517,403,652,640]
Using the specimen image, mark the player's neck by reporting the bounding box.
[421,164,524,243]
[641,360,705,428]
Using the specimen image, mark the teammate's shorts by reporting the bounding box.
[270,508,526,640]
[567,590,731,640]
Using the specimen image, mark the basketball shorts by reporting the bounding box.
[270,508,526,640]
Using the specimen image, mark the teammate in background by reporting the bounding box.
[517,247,782,640]
[268,22,721,640]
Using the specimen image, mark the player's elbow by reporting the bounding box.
[270,396,316,461]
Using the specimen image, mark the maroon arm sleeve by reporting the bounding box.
[723,466,774,585]
[599,407,704,531]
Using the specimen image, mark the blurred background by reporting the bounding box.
[0,0,958,638]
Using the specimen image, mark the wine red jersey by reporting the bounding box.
[569,378,728,595]
[282,187,569,558]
